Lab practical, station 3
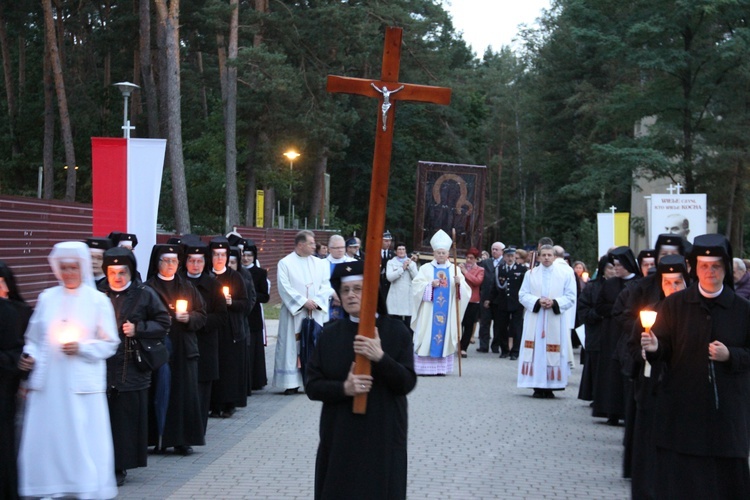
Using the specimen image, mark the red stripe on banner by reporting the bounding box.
[92,137,128,236]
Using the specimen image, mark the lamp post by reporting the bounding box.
[284,150,300,223]
[113,82,140,138]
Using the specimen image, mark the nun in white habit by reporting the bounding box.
[17,241,120,499]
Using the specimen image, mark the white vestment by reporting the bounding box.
[273,251,331,389]
[18,284,120,499]
[516,262,577,389]
[410,262,470,368]
[386,257,418,316]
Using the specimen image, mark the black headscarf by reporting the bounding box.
[146,244,185,280]
[0,260,25,303]
[102,247,138,284]
[609,246,639,276]
[688,234,734,290]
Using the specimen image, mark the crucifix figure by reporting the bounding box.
[370,83,404,131]
[327,27,451,414]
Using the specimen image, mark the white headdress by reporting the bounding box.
[430,229,453,251]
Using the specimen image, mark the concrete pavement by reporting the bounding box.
[119,321,630,499]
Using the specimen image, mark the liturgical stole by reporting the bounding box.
[430,267,451,357]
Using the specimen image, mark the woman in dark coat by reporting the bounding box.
[306,261,417,500]
[242,239,270,392]
[0,261,32,500]
[145,244,207,455]
[100,248,170,485]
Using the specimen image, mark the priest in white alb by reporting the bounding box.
[411,230,470,375]
[273,230,332,394]
[517,244,577,397]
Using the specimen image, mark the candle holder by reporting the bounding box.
[176,300,188,314]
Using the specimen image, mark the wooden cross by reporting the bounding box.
[327,27,451,414]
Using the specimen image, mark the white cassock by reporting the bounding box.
[410,261,470,374]
[555,258,578,369]
[517,262,577,390]
[273,251,331,389]
[18,285,120,499]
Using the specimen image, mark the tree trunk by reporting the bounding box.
[155,0,191,233]
[222,0,240,232]
[139,0,160,138]
[43,0,77,201]
[196,50,208,120]
[0,5,19,156]
[310,149,328,222]
[43,38,55,199]
[244,155,256,226]
[264,186,276,229]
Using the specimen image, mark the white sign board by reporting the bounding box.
[650,193,706,245]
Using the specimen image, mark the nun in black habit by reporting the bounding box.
[181,240,227,436]
[242,239,270,392]
[592,246,640,424]
[0,261,32,500]
[306,261,417,500]
[100,247,170,485]
[642,234,750,498]
[208,237,250,417]
[145,244,207,455]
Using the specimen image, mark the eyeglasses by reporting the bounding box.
[160,258,179,265]
[340,285,363,295]
[329,246,345,250]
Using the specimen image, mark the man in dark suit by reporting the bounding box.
[379,230,394,296]
[477,242,505,353]
[490,247,527,360]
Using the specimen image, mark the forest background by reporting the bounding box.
[0,0,748,268]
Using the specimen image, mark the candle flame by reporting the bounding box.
[582,272,589,282]
[176,300,188,314]
[222,286,230,297]
[58,324,79,344]
[640,310,657,331]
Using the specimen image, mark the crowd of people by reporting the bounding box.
[0,230,269,498]
[2,225,750,499]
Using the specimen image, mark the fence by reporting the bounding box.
[0,195,336,305]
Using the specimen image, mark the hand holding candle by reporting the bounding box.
[640,310,658,377]
[59,323,80,355]
[223,286,232,305]
[582,271,589,283]
[175,299,189,323]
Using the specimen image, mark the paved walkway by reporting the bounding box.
[120,321,630,499]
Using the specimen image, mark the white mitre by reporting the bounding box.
[430,229,452,251]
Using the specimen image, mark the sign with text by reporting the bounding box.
[255,190,265,228]
[650,193,706,245]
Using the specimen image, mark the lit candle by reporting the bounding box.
[582,272,589,282]
[222,286,230,298]
[640,310,657,332]
[58,324,79,344]
[639,310,657,378]
[176,300,188,314]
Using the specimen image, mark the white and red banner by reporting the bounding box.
[92,137,166,278]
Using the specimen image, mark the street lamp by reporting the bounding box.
[284,150,300,222]
[113,82,140,138]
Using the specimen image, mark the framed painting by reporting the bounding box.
[412,162,487,256]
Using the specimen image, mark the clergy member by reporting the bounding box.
[274,230,331,394]
[517,244,577,398]
[410,229,470,375]
[306,260,417,500]
[326,234,354,321]
[86,236,114,287]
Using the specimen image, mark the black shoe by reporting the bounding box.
[606,417,620,426]
[175,445,194,456]
[509,355,518,360]
[476,348,488,353]
[544,390,556,399]
[532,389,544,399]
[499,353,509,359]
[209,410,222,418]
[283,387,299,395]
[491,349,499,354]
[222,407,236,418]
[116,469,127,486]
